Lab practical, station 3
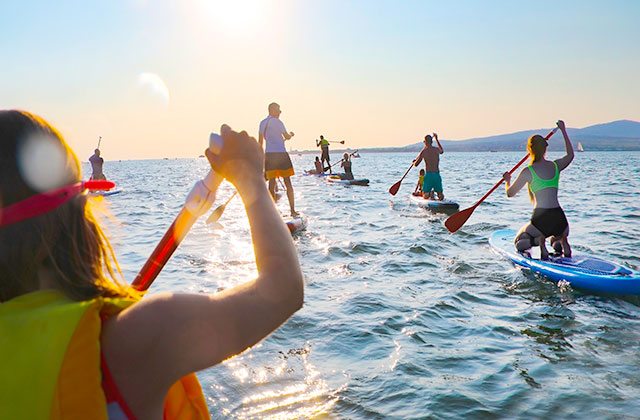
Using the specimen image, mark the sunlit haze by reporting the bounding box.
[2,0,638,159]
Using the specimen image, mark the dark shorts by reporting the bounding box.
[321,147,330,161]
[265,152,294,180]
[531,207,569,237]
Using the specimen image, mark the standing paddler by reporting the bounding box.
[258,102,299,216]
[316,135,332,173]
[413,132,445,200]
[89,148,107,180]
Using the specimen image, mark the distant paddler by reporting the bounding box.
[304,156,325,175]
[89,148,107,180]
[339,153,354,180]
[316,135,332,174]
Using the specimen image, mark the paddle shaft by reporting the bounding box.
[326,150,358,170]
[469,127,558,209]
[132,208,195,290]
[97,136,101,149]
[133,135,223,290]
[397,163,414,184]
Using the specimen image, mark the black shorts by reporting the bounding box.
[531,207,568,237]
[265,152,294,179]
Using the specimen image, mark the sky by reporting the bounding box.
[1,0,639,159]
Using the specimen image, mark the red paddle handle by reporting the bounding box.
[471,127,558,209]
[132,134,223,291]
[132,209,196,291]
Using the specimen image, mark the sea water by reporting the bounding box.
[88,151,640,418]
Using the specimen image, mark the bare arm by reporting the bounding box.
[102,129,303,415]
[413,149,424,167]
[504,168,530,197]
[554,120,574,171]
[258,123,264,148]
[433,132,444,154]
[283,131,294,141]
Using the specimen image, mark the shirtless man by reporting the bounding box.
[413,133,445,200]
[89,149,106,180]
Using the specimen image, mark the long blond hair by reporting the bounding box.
[526,134,548,202]
[0,111,137,302]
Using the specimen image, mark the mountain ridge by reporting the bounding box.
[380,119,640,152]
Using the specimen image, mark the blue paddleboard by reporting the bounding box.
[89,189,122,197]
[489,229,640,295]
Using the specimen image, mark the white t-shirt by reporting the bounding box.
[259,116,288,153]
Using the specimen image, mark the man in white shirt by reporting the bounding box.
[259,102,298,216]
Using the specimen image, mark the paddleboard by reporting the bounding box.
[304,170,329,177]
[89,189,122,197]
[327,175,369,186]
[285,215,307,235]
[490,229,640,295]
[409,193,459,211]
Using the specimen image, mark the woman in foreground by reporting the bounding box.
[502,120,574,260]
[0,110,304,418]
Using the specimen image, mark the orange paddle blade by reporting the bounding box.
[444,205,476,233]
[388,181,402,196]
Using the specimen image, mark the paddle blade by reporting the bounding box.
[388,181,402,196]
[85,180,115,191]
[206,205,226,224]
[340,140,345,144]
[444,205,476,233]
[209,221,224,230]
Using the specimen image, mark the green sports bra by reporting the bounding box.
[528,161,559,194]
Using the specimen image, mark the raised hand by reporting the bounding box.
[205,126,264,188]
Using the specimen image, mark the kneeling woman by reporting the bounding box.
[502,120,574,260]
[340,153,354,180]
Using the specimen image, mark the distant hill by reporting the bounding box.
[368,120,640,152]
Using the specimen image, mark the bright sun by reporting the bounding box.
[196,0,266,32]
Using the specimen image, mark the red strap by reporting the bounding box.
[0,180,115,228]
[101,352,137,420]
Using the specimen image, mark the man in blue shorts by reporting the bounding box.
[413,133,445,200]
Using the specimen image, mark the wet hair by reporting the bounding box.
[315,156,320,161]
[419,169,425,175]
[527,135,547,164]
[424,135,433,145]
[526,134,548,202]
[0,110,135,302]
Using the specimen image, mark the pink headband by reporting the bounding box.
[0,180,115,228]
